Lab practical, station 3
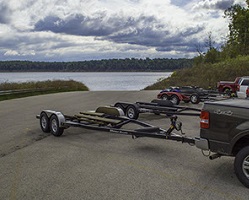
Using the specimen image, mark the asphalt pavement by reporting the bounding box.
[0,91,248,200]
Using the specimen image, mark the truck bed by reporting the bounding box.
[205,98,249,109]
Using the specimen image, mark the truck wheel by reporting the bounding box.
[234,146,249,188]
[170,95,180,105]
[161,94,169,100]
[40,112,50,133]
[50,115,64,137]
[190,94,200,104]
[223,88,232,96]
[125,104,139,120]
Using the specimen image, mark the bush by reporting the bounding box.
[144,56,249,90]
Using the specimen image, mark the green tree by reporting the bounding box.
[203,48,221,64]
[224,2,249,56]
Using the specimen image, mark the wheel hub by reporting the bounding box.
[242,155,249,178]
[51,119,58,133]
[191,96,197,102]
[41,117,47,129]
[127,108,135,118]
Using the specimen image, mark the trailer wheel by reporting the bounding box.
[234,146,249,188]
[170,95,180,105]
[114,103,125,112]
[126,104,139,120]
[50,115,64,137]
[161,94,169,100]
[190,94,200,104]
[40,112,50,133]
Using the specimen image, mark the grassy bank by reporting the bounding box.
[144,55,249,90]
[0,80,89,101]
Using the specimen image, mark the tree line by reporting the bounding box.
[0,58,193,72]
[194,0,249,65]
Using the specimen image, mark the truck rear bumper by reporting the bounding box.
[195,138,209,150]
[196,137,232,155]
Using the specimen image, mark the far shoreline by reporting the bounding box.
[0,70,173,73]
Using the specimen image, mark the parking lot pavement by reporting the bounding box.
[0,91,248,200]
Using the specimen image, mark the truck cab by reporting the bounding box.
[236,77,249,98]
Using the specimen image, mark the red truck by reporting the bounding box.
[217,77,241,93]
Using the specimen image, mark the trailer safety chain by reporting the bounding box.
[201,150,211,157]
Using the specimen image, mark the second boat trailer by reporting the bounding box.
[36,106,207,149]
[114,99,201,119]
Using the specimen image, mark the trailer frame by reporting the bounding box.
[114,99,201,119]
[36,106,208,149]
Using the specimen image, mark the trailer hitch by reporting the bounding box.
[166,115,184,136]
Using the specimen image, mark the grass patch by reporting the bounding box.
[0,80,89,101]
[144,55,249,90]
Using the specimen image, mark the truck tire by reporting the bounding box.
[170,95,180,105]
[40,112,50,133]
[234,146,249,188]
[50,114,64,137]
[125,104,139,120]
[190,94,200,104]
[223,88,232,96]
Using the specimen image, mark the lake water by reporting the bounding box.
[0,72,172,91]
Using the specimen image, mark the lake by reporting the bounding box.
[0,72,172,91]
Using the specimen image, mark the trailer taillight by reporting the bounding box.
[200,110,209,129]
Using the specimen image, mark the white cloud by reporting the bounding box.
[0,0,243,61]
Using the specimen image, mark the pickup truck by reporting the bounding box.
[237,77,249,98]
[198,98,249,188]
[217,77,241,93]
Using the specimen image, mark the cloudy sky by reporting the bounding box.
[0,0,246,61]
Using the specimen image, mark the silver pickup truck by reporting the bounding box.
[198,98,249,188]
[236,77,249,98]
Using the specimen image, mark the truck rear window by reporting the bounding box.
[241,79,249,85]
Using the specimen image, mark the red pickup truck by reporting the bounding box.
[217,77,241,93]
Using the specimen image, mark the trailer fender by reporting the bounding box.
[40,110,66,128]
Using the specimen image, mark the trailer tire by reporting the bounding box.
[170,95,180,105]
[50,114,64,137]
[125,104,139,120]
[114,103,125,113]
[40,112,50,133]
[234,146,249,188]
[161,94,169,100]
[190,94,200,104]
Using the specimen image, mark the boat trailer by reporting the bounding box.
[114,99,201,119]
[36,106,207,149]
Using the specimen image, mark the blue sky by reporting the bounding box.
[0,0,246,61]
